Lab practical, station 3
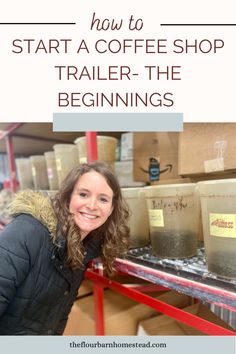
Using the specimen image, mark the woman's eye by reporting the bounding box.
[79,192,87,197]
[100,197,109,203]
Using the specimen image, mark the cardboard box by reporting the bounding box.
[63,290,191,336]
[77,280,94,298]
[133,132,179,182]
[115,160,146,187]
[178,123,236,176]
[137,303,234,335]
[148,177,191,186]
[120,132,133,161]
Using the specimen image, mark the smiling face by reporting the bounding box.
[69,171,114,239]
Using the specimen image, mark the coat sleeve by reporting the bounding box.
[55,316,69,335]
[0,217,32,317]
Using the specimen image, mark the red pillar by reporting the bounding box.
[86,132,98,162]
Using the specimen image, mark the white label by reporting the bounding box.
[209,213,236,238]
[148,209,164,227]
[79,157,87,163]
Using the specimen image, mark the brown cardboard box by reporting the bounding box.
[137,303,235,335]
[149,177,191,186]
[178,123,236,176]
[63,290,191,336]
[133,132,179,182]
[77,280,94,298]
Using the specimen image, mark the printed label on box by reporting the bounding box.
[149,209,164,227]
[209,213,236,238]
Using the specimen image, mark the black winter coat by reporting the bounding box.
[0,191,102,335]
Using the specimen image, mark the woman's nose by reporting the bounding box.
[87,197,98,210]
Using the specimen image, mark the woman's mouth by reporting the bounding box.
[79,212,98,220]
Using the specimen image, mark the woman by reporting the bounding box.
[0,162,129,335]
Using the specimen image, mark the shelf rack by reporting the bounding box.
[1,125,236,335]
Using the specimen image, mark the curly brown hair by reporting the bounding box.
[51,162,130,274]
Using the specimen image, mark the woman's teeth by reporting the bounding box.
[80,212,98,219]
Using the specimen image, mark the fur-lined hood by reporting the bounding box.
[8,189,57,240]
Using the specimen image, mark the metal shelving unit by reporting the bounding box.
[1,125,236,335]
[85,251,236,336]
